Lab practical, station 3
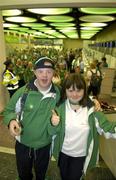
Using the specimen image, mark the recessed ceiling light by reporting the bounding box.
[81,32,97,35]
[3,23,19,28]
[58,27,76,30]
[67,34,78,38]
[40,30,56,34]
[81,30,99,33]
[79,15,115,23]
[60,29,77,33]
[80,27,102,30]
[64,31,77,35]
[21,23,46,27]
[5,16,37,23]
[32,27,52,31]
[79,8,116,14]
[50,23,75,27]
[9,27,29,32]
[81,22,107,27]
[81,34,95,39]
[33,32,44,35]
[2,9,22,16]
[49,32,63,36]
[2,7,114,40]
[33,28,52,31]
[27,8,72,15]
[54,34,66,38]
[41,15,74,22]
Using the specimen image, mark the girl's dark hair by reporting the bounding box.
[58,73,87,107]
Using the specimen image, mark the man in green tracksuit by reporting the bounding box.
[3,56,60,180]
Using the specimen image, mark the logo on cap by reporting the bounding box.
[34,56,54,69]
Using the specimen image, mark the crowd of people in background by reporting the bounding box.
[2,47,108,99]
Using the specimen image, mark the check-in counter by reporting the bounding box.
[99,113,116,177]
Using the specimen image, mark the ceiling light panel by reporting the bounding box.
[56,27,76,30]
[79,15,115,23]
[3,23,19,28]
[80,27,103,30]
[41,16,74,22]
[49,32,64,36]
[67,34,78,39]
[33,28,52,31]
[60,29,77,33]
[54,34,66,38]
[9,27,29,32]
[2,9,22,16]
[21,23,46,27]
[81,34,95,39]
[2,7,116,40]
[81,30,99,33]
[27,8,72,15]
[79,8,116,14]
[32,27,52,31]
[81,22,107,27]
[33,32,44,35]
[50,22,75,27]
[81,32,97,36]
[5,16,37,23]
[40,30,56,34]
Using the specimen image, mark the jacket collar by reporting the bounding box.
[27,78,57,93]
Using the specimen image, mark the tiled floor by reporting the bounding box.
[0,116,17,179]
[0,152,17,180]
[0,117,15,149]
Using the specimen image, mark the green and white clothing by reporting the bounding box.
[61,100,90,157]
[48,100,116,175]
[3,80,60,149]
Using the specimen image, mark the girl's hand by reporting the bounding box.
[51,110,60,126]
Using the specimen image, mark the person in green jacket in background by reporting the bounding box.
[3,56,60,180]
[49,73,116,180]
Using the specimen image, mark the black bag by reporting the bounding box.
[90,70,102,87]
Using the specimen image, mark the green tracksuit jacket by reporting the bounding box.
[3,80,60,149]
[48,101,116,175]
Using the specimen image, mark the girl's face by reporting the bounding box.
[66,85,84,104]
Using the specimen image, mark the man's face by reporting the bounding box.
[34,66,54,91]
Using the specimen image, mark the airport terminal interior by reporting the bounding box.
[0,1,116,180]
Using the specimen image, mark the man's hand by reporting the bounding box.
[51,110,60,126]
[9,120,21,137]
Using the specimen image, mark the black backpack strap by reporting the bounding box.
[18,85,30,121]
[90,70,97,75]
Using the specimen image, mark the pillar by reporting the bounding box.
[0,11,9,112]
